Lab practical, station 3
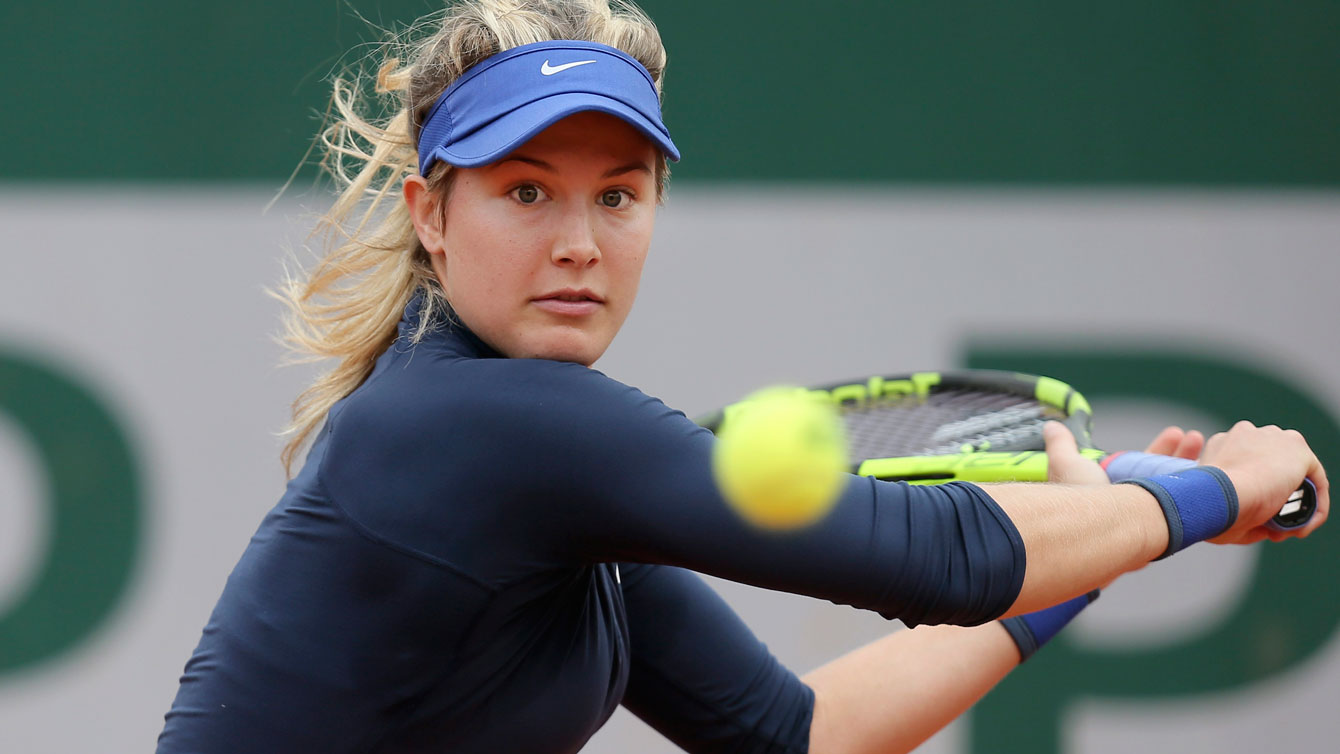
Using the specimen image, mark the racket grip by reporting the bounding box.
[1101,451,1316,532]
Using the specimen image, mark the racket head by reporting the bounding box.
[700,371,1317,528]
[698,370,1096,484]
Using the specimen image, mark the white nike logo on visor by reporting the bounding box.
[541,59,596,75]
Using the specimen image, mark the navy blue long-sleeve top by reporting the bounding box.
[158,299,1026,753]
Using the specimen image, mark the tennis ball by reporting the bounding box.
[712,387,848,530]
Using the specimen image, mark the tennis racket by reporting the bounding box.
[696,369,1316,531]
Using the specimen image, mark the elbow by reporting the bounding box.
[880,481,1027,627]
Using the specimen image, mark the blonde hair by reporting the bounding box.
[275,0,670,475]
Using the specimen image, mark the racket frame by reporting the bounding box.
[698,370,1098,484]
[698,369,1315,528]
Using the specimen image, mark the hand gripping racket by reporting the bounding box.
[697,370,1316,531]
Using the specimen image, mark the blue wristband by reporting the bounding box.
[1000,590,1099,662]
[1120,466,1238,559]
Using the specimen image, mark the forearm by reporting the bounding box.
[984,482,1165,616]
[803,622,1018,754]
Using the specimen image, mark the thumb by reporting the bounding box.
[1043,420,1078,455]
[1044,421,1107,484]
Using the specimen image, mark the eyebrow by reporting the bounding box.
[602,161,654,178]
[492,155,653,179]
[492,155,553,172]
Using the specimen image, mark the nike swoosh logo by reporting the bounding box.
[541,59,596,75]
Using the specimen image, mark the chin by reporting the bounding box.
[520,333,610,366]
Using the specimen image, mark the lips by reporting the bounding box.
[532,288,604,316]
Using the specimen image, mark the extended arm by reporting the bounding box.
[619,564,1093,754]
[801,421,1328,753]
[427,361,1328,627]
[805,621,1020,754]
[985,481,1160,615]
[800,425,1166,754]
[618,565,1088,754]
[991,419,1327,616]
[802,422,1116,754]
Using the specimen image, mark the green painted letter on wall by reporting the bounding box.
[0,349,141,675]
[965,346,1340,753]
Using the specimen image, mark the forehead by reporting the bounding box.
[500,111,658,164]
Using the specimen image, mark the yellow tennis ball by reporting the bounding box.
[712,387,848,530]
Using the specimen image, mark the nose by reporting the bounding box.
[551,204,601,268]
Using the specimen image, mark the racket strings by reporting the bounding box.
[930,405,1048,447]
[839,389,1065,463]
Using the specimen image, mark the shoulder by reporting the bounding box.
[313,353,705,570]
[322,351,699,495]
[463,358,670,427]
[334,352,656,440]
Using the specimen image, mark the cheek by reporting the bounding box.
[442,212,529,293]
[609,212,655,270]
[625,226,654,281]
[620,246,649,285]
[602,223,652,327]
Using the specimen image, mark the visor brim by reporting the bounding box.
[426,93,680,170]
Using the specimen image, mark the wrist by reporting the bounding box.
[999,590,1099,662]
[1120,466,1239,559]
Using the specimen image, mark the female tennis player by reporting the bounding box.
[157,1,1328,752]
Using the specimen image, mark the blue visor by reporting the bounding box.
[417,40,680,174]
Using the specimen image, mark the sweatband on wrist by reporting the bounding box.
[1102,450,1200,480]
[1000,590,1099,662]
[1120,466,1238,559]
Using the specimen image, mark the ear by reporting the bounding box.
[403,175,446,256]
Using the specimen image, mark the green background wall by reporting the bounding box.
[5,0,1337,184]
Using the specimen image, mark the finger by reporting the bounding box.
[1209,528,1269,546]
[1143,426,1185,456]
[1201,429,1226,456]
[1044,421,1108,485]
[1043,420,1078,454]
[1296,439,1329,539]
[1298,503,1328,539]
[1043,421,1078,483]
[1172,429,1205,460]
[1039,417,1072,447]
